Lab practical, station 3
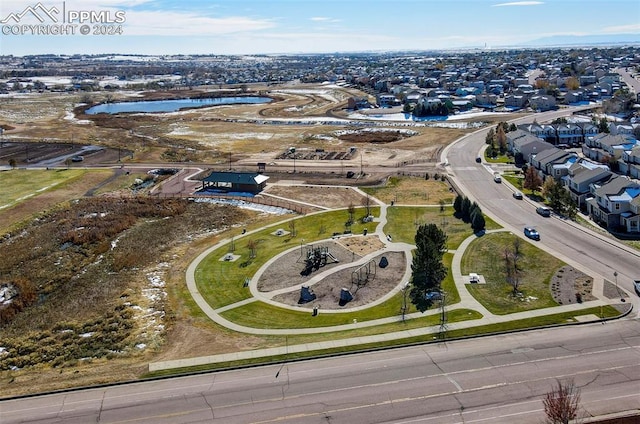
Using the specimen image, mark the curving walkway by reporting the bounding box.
[150,185,616,371]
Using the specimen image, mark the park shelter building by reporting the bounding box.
[201,171,269,194]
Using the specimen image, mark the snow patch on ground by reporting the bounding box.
[334,128,419,136]
[227,132,274,140]
[64,110,93,125]
[0,284,17,306]
[193,197,294,215]
[132,263,169,349]
[168,125,194,136]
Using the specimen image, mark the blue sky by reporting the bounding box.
[1,0,639,56]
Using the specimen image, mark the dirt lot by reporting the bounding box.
[262,184,369,209]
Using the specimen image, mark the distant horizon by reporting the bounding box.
[1,0,639,56]
[3,35,640,59]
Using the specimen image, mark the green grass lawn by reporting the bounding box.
[0,168,86,207]
[196,207,379,309]
[145,305,621,379]
[462,232,561,314]
[196,206,464,329]
[360,176,455,205]
[191,198,608,349]
[384,205,501,248]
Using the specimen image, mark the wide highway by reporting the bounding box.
[2,319,639,423]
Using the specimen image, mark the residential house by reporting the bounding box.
[451,99,473,112]
[577,122,599,140]
[347,96,372,110]
[474,93,498,109]
[579,75,597,86]
[609,122,636,136]
[620,145,640,179]
[504,94,527,109]
[507,129,552,164]
[376,93,400,107]
[404,90,423,105]
[529,94,557,111]
[564,90,588,104]
[587,176,640,232]
[583,133,637,163]
[599,72,621,85]
[563,160,612,208]
[455,86,481,96]
[555,123,583,146]
[530,147,578,179]
[519,122,556,143]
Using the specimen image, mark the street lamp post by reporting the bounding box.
[613,271,624,301]
[401,282,410,322]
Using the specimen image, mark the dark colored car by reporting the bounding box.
[524,227,540,240]
[513,191,523,200]
[536,206,551,217]
[475,157,482,163]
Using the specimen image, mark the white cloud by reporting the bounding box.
[310,16,340,23]
[123,10,276,36]
[492,1,544,6]
[601,23,640,34]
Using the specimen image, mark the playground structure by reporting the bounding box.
[299,244,340,276]
[349,259,377,295]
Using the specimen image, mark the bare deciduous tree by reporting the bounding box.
[523,166,543,194]
[504,238,522,294]
[246,239,257,259]
[543,379,581,424]
[288,220,297,237]
[361,195,371,217]
[347,202,355,227]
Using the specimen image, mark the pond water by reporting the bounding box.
[84,96,272,114]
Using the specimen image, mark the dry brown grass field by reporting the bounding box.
[0,83,501,397]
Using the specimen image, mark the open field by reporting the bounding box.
[1,86,476,171]
[0,85,624,400]
[462,232,563,314]
[0,168,123,234]
[362,176,456,205]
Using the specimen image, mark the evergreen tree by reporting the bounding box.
[598,118,609,133]
[485,128,495,145]
[471,208,486,232]
[409,224,448,312]
[453,194,463,216]
[461,196,472,222]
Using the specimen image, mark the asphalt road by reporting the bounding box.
[4,103,638,423]
[2,320,639,423]
[444,107,640,301]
